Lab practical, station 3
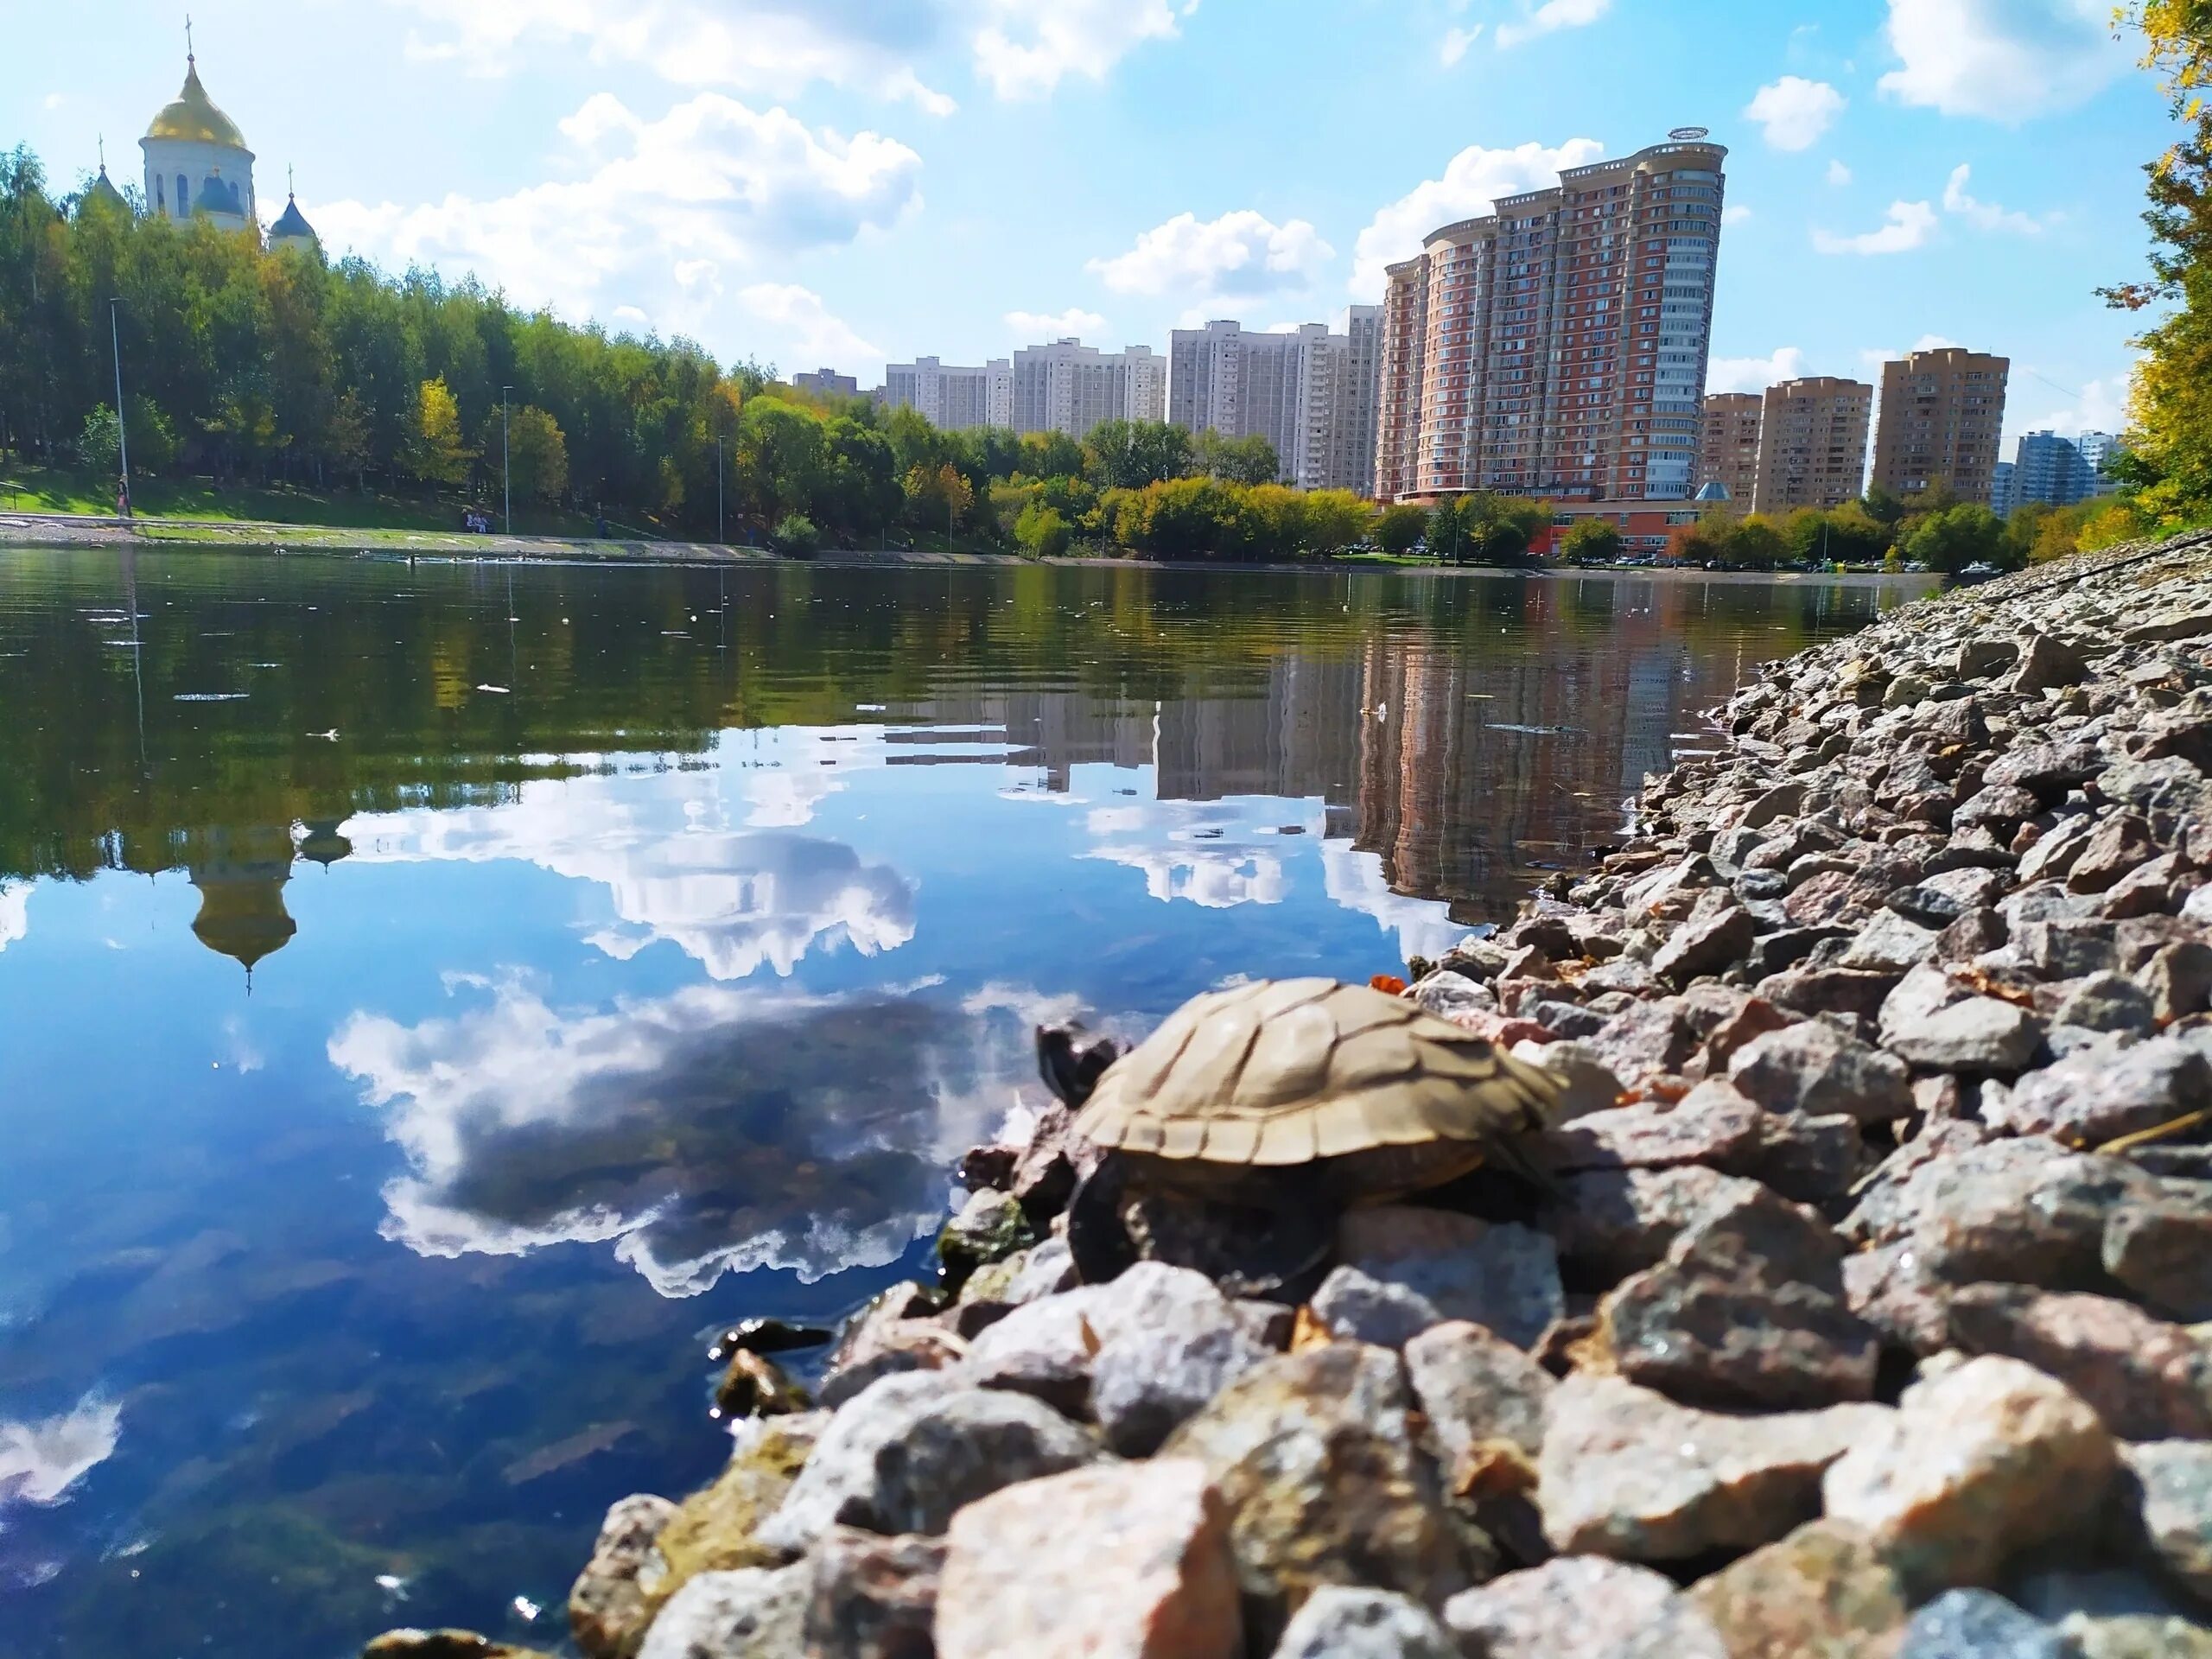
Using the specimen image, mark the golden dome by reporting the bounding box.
[145,58,248,150]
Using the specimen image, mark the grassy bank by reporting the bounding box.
[0,463,607,537]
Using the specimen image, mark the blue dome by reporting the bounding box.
[270,192,316,242]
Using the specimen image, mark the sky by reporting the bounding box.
[14,0,2180,447]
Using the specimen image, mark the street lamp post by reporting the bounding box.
[109,298,130,518]
[716,436,724,545]
[501,385,512,537]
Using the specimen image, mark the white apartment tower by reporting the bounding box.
[882,357,1014,430]
[1169,310,1384,493]
[1009,340,1165,442]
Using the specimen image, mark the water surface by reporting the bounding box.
[0,549,1921,1656]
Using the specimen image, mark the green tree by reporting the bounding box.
[1374,502,1427,556]
[1859,486,1907,527]
[904,461,974,534]
[1017,429,1086,480]
[1085,419,1194,489]
[79,396,178,477]
[1298,489,1375,556]
[1726,516,1788,569]
[1427,496,1473,563]
[1560,519,1622,563]
[1014,499,1071,557]
[771,512,820,556]
[506,404,569,504]
[402,375,471,487]
[734,397,824,522]
[1463,493,1548,563]
[1194,428,1280,485]
[1902,502,2012,574]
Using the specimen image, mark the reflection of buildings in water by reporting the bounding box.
[295,818,354,868]
[184,826,302,978]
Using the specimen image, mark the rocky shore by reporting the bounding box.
[375,531,2212,1659]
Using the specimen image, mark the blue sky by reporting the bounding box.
[16,0,2177,443]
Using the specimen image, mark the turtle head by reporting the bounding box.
[1036,1022,1120,1109]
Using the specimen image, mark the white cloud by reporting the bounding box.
[42,92,64,111]
[1743,76,1846,151]
[738,284,884,375]
[1320,841,1468,963]
[1006,307,1109,340]
[0,883,27,954]
[1496,0,1611,49]
[1914,332,1963,351]
[1723,204,1753,226]
[1089,210,1333,306]
[972,0,1198,99]
[2011,372,2132,444]
[1440,24,1483,66]
[1811,200,1937,256]
[1878,0,2127,120]
[1350,138,1605,298]
[1706,346,1805,396]
[0,1395,122,1509]
[1942,163,2044,233]
[317,93,920,338]
[1827,160,1853,187]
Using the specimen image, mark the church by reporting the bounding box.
[96,35,319,252]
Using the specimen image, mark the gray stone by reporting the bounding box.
[938,1188,1035,1282]
[2054,972,2161,1036]
[2020,815,2099,886]
[2144,941,2212,1021]
[818,1320,967,1411]
[2063,1615,2212,1658]
[1309,1265,1443,1351]
[1844,1241,1956,1356]
[1958,785,2045,836]
[959,1290,1096,1416]
[1898,1589,2071,1658]
[802,1528,942,1659]
[2070,815,2164,894]
[570,1494,679,1659]
[1684,1521,1913,1658]
[2013,1567,2197,1624]
[2013,632,2091,695]
[1987,741,2105,801]
[757,1374,961,1554]
[1547,1165,1771,1281]
[1000,1236,1078,1306]
[1402,1319,1554,1489]
[2105,1196,2212,1322]
[1991,1034,2212,1145]
[637,1565,808,1659]
[2123,1440,2212,1604]
[1728,1020,1913,1121]
[1442,1558,1682,1659]
[1841,908,1942,972]
[1084,1262,1276,1457]
[1823,1355,2119,1593]
[1757,964,1904,1023]
[1410,969,1497,1022]
[861,1389,1101,1537]
[1652,903,1757,986]
[1887,996,2046,1075]
[1536,1372,1889,1561]
[1960,638,2022,681]
[1335,1208,1562,1352]
[1268,1587,1457,1659]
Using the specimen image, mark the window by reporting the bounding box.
[176,173,188,214]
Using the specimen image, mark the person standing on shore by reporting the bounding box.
[117,481,131,519]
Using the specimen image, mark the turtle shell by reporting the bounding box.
[1072,977,1564,1168]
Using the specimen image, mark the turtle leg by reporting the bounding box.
[1065,1152,1139,1284]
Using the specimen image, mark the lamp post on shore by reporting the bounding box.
[109,298,131,518]
[716,436,725,545]
[501,385,513,536]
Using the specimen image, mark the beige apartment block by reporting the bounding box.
[1872,348,2010,507]
[1698,392,1761,509]
[1752,377,1872,514]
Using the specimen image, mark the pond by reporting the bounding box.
[0,548,1925,1656]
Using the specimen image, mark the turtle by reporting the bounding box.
[1052,976,1567,1292]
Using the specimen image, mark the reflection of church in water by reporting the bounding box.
[183,820,350,982]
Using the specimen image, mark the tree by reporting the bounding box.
[1374,501,1427,556]
[1085,419,1194,490]
[734,397,824,522]
[1014,499,1071,557]
[771,512,820,556]
[402,375,470,487]
[1859,486,1907,527]
[1463,493,1548,563]
[506,404,569,503]
[1726,516,1787,569]
[1017,429,1086,480]
[1902,502,2012,574]
[1195,428,1280,485]
[79,396,177,477]
[904,461,974,533]
[1560,519,1622,563]
[1427,496,1473,563]
[1298,490,1375,557]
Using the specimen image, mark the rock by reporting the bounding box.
[1842,1136,2158,1288]
[1536,1373,1888,1562]
[934,1459,1243,1659]
[1402,1320,1553,1495]
[1743,780,1810,829]
[636,1565,808,1659]
[1899,1589,2073,1659]
[2018,918,2121,981]
[1938,908,2012,963]
[1547,1086,1766,1173]
[2012,1566,2197,1624]
[1582,999,1702,1090]
[2144,941,2212,1021]
[1334,1208,1563,1352]
[857,1389,1102,1537]
[1595,1188,1879,1410]
[1944,1285,2212,1440]
[1684,1520,1911,1657]
[1758,965,1904,1024]
[1987,741,2105,802]
[1411,970,1497,1022]
[1887,996,2046,1075]
[715,1351,812,1421]
[647,1417,825,1622]
[801,1529,942,1659]
[1547,1165,1771,1281]
[2053,972,2160,1036]
[1653,903,1757,987]
[819,1321,968,1410]
[1442,1558,1681,1659]
[363,1636,557,1659]
[1960,638,2022,681]
[2013,632,2090,694]
[959,1291,1098,1416]
[1310,1265,1443,1351]
[757,1376,958,1554]
[1268,1587,1458,1659]
[570,1493,677,1659]
[1160,1343,1471,1620]
[2104,1196,2212,1322]
[1516,1039,1626,1121]
[2122,1440,2212,1604]
[1084,1262,1277,1456]
[1845,1242,1956,1357]
[1841,908,1943,972]
[1990,1035,2212,1147]
[2069,815,2164,894]
[1821,1355,2118,1592]
[1958,785,2046,836]
[938,1189,1036,1287]
[2064,1614,2212,1657]
[999,1236,1078,1305]
[1008,1103,1088,1220]
[1728,1020,1913,1121]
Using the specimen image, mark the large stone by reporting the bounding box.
[2104,1195,2212,1322]
[1989,1035,2212,1147]
[1822,1355,2118,1592]
[645,1418,825,1626]
[757,1376,959,1554]
[1402,1319,1554,1491]
[1987,741,2105,802]
[1084,1262,1276,1456]
[959,1290,1097,1416]
[1944,1285,2212,1441]
[1653,903,1758,987]
[1595,1188,1879,1411]
[1537,1373,1888,1562]
[1547,1165,1771,1281]
[570,1494,678,1659]
[1898,1589,2073,1659]
[1684,1521,1911,1658]
[1334,1208,1562,1352]
[938,1188,1037,1287]
[1844,1243,1955,1357]
[2012,632,2090,695]
[636,1565,808,1659]
[2064,1614,2212,1657]
[1728,1020,1913,1121]
[1268,1587,1458,1659]
[1442,1558,1682,1659]
[1841,908,1943,973]
[1310,1265,1445,1351]
[2069,815,2164,894]
[934,1459,1242,1659]
[1886,996,2046,1075]
[2122,1440,2212,1604]
[2053,972,2161,1037]
[1160,1343,1471,1619]
[801,1529,942,1659]
[860,1389,1102,1536]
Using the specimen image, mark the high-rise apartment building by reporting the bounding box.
[1871,347,2010,508]
[1992,461,2018,518]
[1752,377,1872,514]
[1372,133,1729,505]
[2076,431,2123,498]
[882,357,1014,430]
[1698,392,1761,508]
[1375,259,1428,501]
[791,367,859,397]
[1009,340,1164,442]
[1170,312,1384,492]
[2000,429,2120,514]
